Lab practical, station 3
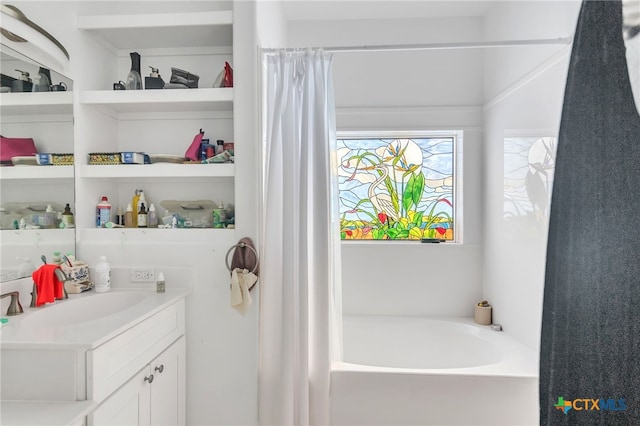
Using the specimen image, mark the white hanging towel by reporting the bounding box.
[230,267,257,314]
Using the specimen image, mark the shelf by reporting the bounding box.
[0,228,75,239]
[77,10,233,50]
[79,227,236,243]
[0,91,73,115]
[79,88,233,113]
[79,163,234,179]
[0,165,74,180]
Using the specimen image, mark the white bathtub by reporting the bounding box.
[330,316,539,426]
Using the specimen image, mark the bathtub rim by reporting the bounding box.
[335,315,539,379]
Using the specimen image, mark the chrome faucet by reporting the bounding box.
[1,291,24,316]
[30,269,69,308]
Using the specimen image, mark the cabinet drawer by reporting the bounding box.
[87,299,185,402]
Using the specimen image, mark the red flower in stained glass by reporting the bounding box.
[435,227,446,236]
[378,213,387,224]
[345,230,353,236]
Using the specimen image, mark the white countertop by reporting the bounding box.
[1,287,190,425]
[1,400,97,426]
[0,287,190,350]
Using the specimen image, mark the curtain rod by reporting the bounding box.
[262,37,573,54]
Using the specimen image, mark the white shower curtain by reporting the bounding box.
[259,49,342,426]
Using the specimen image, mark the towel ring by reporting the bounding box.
[225,242,259,274]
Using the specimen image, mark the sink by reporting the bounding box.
[21,291,146,327]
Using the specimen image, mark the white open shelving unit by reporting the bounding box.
[74,8,236,235]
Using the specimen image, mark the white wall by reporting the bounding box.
[482,1,581,350]
[288,16,485,317]
[0,2,263,425]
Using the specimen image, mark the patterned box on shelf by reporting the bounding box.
[89,152,122,165]
[52,153,74,165]
[37,153,73,166]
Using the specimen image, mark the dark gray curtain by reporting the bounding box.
[540,0,640,424]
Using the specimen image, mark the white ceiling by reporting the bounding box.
[281,0,496,21]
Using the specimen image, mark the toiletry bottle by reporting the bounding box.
[124,203,134,228]
[52,251,62,265]
[125,52,143,90]
[147,203,158,228]
[94,256,111,293]
[137,190,146,217]
[138,203,148,228]
[213,202,226,228]
[156,272,165,293]
[96,196,111,227]
[44,204,56,229]
[116,205,124,226]
[62,203,74,228]
[131,189,140,227]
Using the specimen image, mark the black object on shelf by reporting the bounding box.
[145,76,164,89]
[145,66,165,89]
[170,67,199,88]
[126,52,142,90]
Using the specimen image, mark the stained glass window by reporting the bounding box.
[337,134,456,241]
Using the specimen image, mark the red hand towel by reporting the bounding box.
[32,264,64,306]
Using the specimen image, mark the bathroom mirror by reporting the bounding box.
[0,42,75,283]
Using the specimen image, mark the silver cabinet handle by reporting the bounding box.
[144,374,154,384]
[155,364,164,374]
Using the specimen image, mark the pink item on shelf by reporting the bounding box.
[0,136,37,164]
[184,129,205,161]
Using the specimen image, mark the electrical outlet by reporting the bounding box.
[129,267,155,283]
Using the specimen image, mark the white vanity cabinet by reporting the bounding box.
[89,336,185,426]
[86,297,186,426]
[0,289,188,426]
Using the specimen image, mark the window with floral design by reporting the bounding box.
[337,133,457,241]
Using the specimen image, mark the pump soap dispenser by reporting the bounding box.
[145,66,165,89]
[12,70,33,92]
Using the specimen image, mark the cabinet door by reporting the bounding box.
[150,337,186,426]
[89,367,152,426]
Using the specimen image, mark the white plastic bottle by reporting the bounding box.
[156,271,165,293]
[147,203,158,228]
[94,256,111,293]
[44,204,57,229]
